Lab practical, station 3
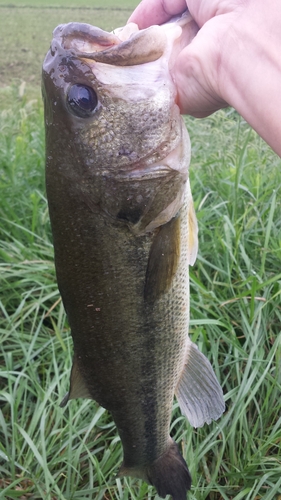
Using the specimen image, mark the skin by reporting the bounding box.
[129,0,281,157]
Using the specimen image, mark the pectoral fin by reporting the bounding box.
[175,340,225,428]
[144,216,180,303]
[60,356,92,407]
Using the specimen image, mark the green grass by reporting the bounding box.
[1,3,281,499]
[0,0,138,7]
[1,84,280,500]
[0,1,137,92]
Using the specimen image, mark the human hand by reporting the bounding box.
[129,1,281,156]
[129,0,242,117]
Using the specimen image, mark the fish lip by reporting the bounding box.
[50,22,167,67]
[43,23,119,74]
[51,22,121,51]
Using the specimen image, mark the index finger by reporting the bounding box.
[128,0,187,29]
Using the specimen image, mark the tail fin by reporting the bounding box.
[118,439,191,500]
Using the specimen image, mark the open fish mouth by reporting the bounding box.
[51,20,176,66]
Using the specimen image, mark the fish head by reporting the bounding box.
[42,15,198,234]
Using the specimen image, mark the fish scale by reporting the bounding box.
[43,12,225,500]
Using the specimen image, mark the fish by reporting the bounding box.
[42,12,225,500]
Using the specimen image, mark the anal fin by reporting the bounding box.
[60,356,92,408]
[175,341,225,428]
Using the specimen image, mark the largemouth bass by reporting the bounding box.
[42,12,225,500]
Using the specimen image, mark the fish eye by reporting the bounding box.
[67,84,98,118]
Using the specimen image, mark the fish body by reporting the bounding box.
[42,13,225,500]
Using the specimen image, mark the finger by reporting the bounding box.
[173,24,228,116]
[128,0,187,29]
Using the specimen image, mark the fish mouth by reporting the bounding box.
[43,20,191,235]
[43,21,184,175]
[52,22,122,54]
[51,22,170,67]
